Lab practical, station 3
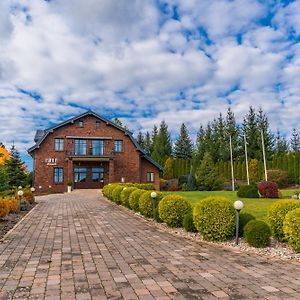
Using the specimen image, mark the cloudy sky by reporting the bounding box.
[1,0,300,169]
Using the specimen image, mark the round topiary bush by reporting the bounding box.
[102,184,111,197]
[283,208,300,253]
[120,187,138,208]
[0,199,9,218]
[158,194,192,227]
[107,184,120,200]
[267,200,300,241]
[183,212,197,232]
[193,197,235,241]
[257,181,279,198]
[112,185,124,204]
[23,189,35,204]
[129,189,147,212]
[139,191,164,218]
[237,184,259,198]
[239,212,256,236]
[244,220,271,248]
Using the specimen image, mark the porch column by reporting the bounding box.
[67,158,73,186]
[109,159,114,183]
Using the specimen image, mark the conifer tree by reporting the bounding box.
[225,107,240,160]
[275,129,288,154]
[113,117,123,127]
[163,157,174,179]
[194,125,206,163]
[187,165,197,191]
[291,128,300,152]
[152,121,172,166]
[150,125,158,155]
[136,131,145,149]
[143,132,152,155]
[174,123,193,159]
[5,146,26,188]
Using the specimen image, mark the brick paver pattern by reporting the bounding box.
[1,190,300,300]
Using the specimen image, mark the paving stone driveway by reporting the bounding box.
[1,190,300,300]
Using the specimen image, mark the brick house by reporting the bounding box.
[28,111,162,194]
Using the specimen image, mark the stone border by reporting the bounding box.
[0,202,40,242]
[99,192,300,264]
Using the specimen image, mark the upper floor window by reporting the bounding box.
[78,120,84,127]
[114,140,123,152]
[92,140,104,156]
[96,121,101,128]
[147,172,154,183]
[74,139,87,155]
[54,167,63,183]
[54,138,64,151]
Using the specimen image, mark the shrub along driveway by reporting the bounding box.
[0,190,300,300]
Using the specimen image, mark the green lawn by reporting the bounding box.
[163,189,298,222]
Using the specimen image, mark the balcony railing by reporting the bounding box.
[66,148,115,157]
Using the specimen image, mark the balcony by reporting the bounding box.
[66,148,115,159]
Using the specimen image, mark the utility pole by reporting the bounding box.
[261,129,268,181]
[229,135,235,191]
[244,133,250,185]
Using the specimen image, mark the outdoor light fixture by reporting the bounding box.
[30,187,35,192]
[233,200,244,245]
[17,189,24,212]
[151,192,157,218]
[18,186,22,190]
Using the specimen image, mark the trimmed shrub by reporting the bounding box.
[112,186,124,205]
[128,189,146,212]
[158,194,192,227]
[102,184,111,197]
[193,197,235,241]
[257,181,279,198]
[267,169,289,188]
[283,208,300,253]
[239,212,256,236]
[23,189,35,204]
[268,200,300,241]
[107,184,120,200]
[244,220,271,248]
[183,212,197,232]
[134,183,155,190]
[5,198,19,213]
[153,208,162,223]
[0,199,9,218]
[120,187,138,208]
[139,191,164,218]
[237,184,259,198]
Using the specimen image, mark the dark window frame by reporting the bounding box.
[54,138,64,151]
[146,172,154,183]
[74,139,87,155]
[54,167,64,184]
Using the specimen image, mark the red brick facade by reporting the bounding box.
[28,111,162,194]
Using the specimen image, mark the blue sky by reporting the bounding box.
[0,0,300,170]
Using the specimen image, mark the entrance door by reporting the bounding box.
[73,166,105,189]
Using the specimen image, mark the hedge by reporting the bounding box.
[257,181,279,198]
[158,194,192,227]
[111,186,124,205]
[0,199,9,218]
[183,212,197,232]
[139,191,164,218]
[237,184,259,198]
[268,200,300,241]
[128,189,147,212]
[244,220,271,248]
[120,187,138,208]
[193,197,235,241]
[283,208,300,253]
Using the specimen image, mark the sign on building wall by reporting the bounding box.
[45,158,57,166]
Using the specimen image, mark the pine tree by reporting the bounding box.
[136,131,145,149]
[143,132,152,155]
[0,167,8,192]
[152,121,172,166]
[275,129,288,154]
[225,107,240,160]
[195,152,223,191]
[291,128,300,152]
[150,125,158,155]
[194,125,206,163]
[187,165,197,191]
[4,146,26,188]
[174,123,193,159]
[163,157,174,179]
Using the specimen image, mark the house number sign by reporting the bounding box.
[45,158,57,165]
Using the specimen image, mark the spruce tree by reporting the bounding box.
[143,132,152,155]
[136,131,145,149]
[152,121,172,166]
[275,129,288,154]
[291,128,300,152]
[174,123,193,159]
[194,125,206,163]
[187,165,197,191]
[5,146,26,188]
[163,157,174,179]
[150,125,158,155]
[0,167,8,192]
[195,152,223,191]
[225,107,240,160]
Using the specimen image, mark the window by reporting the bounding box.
[147,172,154,182]
[74,168,87,182]
[54,167,63,183]
[78,120,84,127]
[92,140,104,156]
[92,168,104,182]
[96,121,101,128]
[114,140,123,152]
[54,138,64,151]
[74,139,87,155]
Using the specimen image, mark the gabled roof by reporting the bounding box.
[28,110,163,171]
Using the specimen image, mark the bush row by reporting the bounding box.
[102,183,273,248]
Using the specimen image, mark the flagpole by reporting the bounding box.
[229,135,235,191]
[244,133,250,185]
[261,129,268,181]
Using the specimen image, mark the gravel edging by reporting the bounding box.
[100,192,300,262]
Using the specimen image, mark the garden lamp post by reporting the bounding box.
[18,186,22,190]
[151,191,157,218]
[30,187,35,193]
[17,189,24,212]
[233,200,244,245]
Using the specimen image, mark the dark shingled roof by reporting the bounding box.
[28,110,163,171]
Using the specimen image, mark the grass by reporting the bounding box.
[163,189,298,222]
